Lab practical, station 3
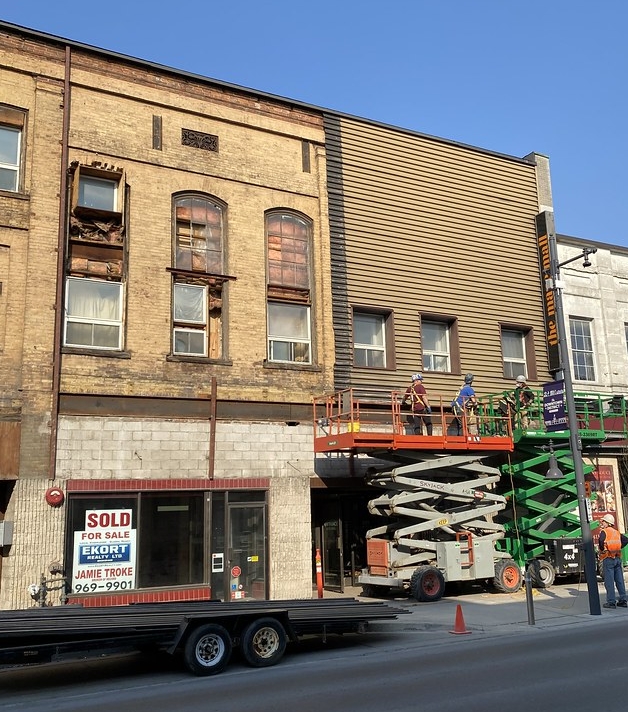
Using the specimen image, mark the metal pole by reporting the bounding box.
[524,565,535,625]
[547,214,601,615]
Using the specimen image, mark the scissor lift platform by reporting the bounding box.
[313,389,514,454]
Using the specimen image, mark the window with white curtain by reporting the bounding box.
[64,277,123,349]
[267,302,311,363]
[173,283,207,356]
[501,328,527,379]
[422,321,450,372]
[0,125,20,192]
[353,311,386,368]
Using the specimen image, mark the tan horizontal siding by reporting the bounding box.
[325,114,551,398]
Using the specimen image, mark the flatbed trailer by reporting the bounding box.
[0,598,407,676]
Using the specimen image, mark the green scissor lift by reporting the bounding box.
[479,390,627,586]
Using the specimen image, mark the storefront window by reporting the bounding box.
[137,493,204,588]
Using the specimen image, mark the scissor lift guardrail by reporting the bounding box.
[313,389,514,454]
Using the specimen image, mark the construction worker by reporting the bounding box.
[598,513,628,608]
[401,373,433,435]
[504,375,535,430]
[452,373,477,435]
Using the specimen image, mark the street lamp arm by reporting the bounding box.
[545,247,598,275]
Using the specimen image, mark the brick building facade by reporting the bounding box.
[0,22,333,608]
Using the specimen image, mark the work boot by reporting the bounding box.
[617,600,627,608]
[603,602,617,608]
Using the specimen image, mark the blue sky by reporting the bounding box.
[2,2,626,246]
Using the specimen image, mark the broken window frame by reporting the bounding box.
[174,194,224,274]
[71,164,124,221]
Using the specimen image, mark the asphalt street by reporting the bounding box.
[1,580,625,712]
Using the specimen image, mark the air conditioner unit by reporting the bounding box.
[0,521,14,547]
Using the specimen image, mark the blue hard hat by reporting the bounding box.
[411,373,423,381]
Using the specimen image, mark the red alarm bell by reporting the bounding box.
[45,487,65,507]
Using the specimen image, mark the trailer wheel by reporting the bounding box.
[183,623,232,676]
[240,617,287,668]
[528,559,556,588]
[410,565,445,602]
[493,559,522,593]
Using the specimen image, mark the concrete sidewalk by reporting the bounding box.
[322,581,620,637]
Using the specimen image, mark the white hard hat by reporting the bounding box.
[602,513,615,526]
[516,375,526,383]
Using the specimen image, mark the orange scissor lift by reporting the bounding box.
[313,389,522,601]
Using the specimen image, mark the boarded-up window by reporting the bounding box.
[267,213,310,289]
[175,196,224,274]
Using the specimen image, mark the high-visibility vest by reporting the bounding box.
[601,527,622,559]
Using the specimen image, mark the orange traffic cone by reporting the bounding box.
[449,604,471,635]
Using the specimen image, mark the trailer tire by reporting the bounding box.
[493,559,522,594]
[240,617,287,668]
[528,559,555,588]
[183,623,232,676]
[410,565,445,602]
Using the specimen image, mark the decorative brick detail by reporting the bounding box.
[67,477,270,492]
[181,128,218,152]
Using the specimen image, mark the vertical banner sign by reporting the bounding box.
[72,509,136,594]
[535,212,561,373]
[543,380,568,432]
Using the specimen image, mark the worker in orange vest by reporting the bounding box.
[598,513,628,609]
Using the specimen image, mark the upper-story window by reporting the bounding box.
[78,175,118,212]
[353,310,391,368]
[64,162,126,353]
[0,126,20,192]
[0,106,27,193]
[570,317,596,381]
[422,320,450,372]
[64,276,123,350]
[501,328,528,379]
[171,194,228,359]
[266,211,312,365]
[175,196,223,273]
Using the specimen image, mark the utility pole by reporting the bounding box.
[545,212,601,616]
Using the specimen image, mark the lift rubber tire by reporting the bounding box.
[183,623,233,676]
[410,565,446,602]
[360,584,389,598]
[240,617,287,668]
[493,559,523,594]
[528,559,556,588]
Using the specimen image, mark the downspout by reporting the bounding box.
[48,45,72,479]
[208,376,217,479]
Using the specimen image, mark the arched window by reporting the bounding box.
[267,212,310,289]
[266,211,312,365]
[171,194,227,359]
[174,195,224,273]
